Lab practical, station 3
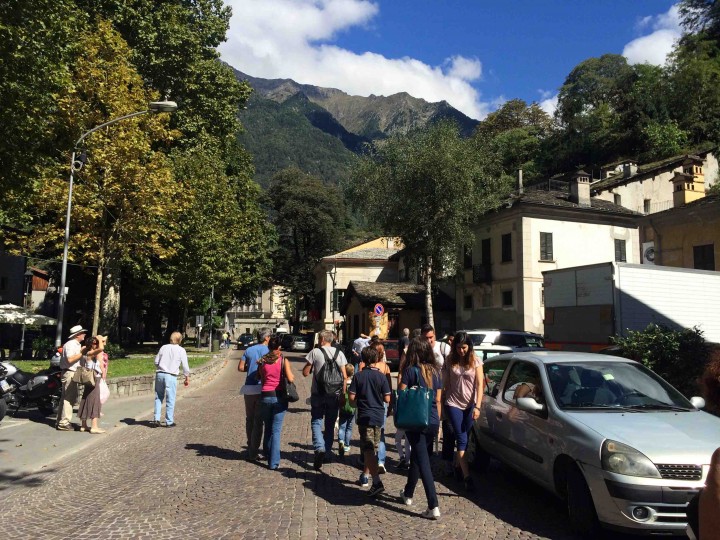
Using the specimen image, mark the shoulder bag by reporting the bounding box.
[395,366,433,430]
[72,360,97,387]
[278,357,300,403]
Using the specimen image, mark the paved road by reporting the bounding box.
[2,349,639,539]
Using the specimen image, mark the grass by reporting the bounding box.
[8,355,213,378]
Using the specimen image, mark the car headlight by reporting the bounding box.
[601,440,661,478]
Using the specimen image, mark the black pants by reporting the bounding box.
[405,425,439,509]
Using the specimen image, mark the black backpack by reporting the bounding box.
[317,347,344,396]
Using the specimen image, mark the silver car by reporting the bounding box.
[470,351,717,536]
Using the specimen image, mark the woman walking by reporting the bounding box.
[257,336,295,470]
[442,331,484,492]
[398,337,443,519]
[78,335,106,434]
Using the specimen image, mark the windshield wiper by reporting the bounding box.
[563,403,635,411]
[624,403,692,412]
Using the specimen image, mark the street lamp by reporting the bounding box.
[20,269,34,354]
[54,101,178,347]
[328,259,338,334]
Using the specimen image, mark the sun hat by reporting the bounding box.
[68,325,88,339]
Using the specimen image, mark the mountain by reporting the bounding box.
[233,69,479,186]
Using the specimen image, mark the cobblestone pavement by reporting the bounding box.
[2,349,637,539]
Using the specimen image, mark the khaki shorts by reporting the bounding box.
[358,425,382,452]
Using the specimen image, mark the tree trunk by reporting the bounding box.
[424,255,434,328]
[100,263,121,341]
[91,248,105,336]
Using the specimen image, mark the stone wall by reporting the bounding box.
[105,352,228,400]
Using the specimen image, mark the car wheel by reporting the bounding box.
[566,464,599,536]
[0,398,7,423]
[468,428,490,472]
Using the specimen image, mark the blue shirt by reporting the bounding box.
[242,343,269,385]
[349,366,391,427]
[401,366,442,427]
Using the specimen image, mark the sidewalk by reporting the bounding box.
[0,350,229,483]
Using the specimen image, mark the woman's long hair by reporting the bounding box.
[405,337,439,387]
[370,341,385,363]
[447,331,475,370]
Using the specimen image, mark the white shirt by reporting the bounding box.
[155,344,190,376]
[433,341,450,367]
[60,339,82,372]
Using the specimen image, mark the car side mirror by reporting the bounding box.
[690,396,706,409]
[517,396,545,414]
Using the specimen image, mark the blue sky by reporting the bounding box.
[220,1,681,119]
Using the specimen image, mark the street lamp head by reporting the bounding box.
[148,100,178,113]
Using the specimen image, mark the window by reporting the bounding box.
[463,246,472,269]
[643,199,651,214]
[614,239,626,262]
[614,193,622,206]
[463,294,473,310]
[694,244,716,271]
[481,238,491,264]
[484,359,511,397]
[540,232,553,261]
[503,361,543,405]
[331,289,346,312]
[501,233,512,262]
[502,289,513,307]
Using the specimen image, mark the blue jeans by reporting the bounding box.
[338,412,354,447]
[405,426,440,509]
[154,372,178,424]
[445,403,475,451]
[311,394,340,455]
[258,396,288,469]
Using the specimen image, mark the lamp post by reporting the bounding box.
[328,259,338,334]
[54,101,178,347]
[20,269,34,354]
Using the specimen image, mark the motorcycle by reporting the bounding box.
[0,354,62,421]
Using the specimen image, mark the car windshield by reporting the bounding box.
[546,361,694,410]
[468,334,487,346]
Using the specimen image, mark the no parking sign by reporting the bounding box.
[373,303,384,317]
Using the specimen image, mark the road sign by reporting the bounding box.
[195,315,205,326]
[373,303,384,317]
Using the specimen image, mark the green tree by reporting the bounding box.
[642,120,689,158]
[348,120,510,326]
[267,168,350,316]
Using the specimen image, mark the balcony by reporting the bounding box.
[473,263,492,284]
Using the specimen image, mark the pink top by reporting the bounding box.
[261,358,283,392]
[443,356,483,409]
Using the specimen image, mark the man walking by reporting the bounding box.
[239,327,270,457]
[351,333,370,366]
[421,324,450,367]
[56,325,89,430]
[152,331,190,428]
[303,329,348,470]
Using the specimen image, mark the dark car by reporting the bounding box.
[280,333,295,351]
[381,340,400,371]
[236,333,255,349]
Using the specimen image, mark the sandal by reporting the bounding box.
[89,428,106,434]
[79,426,87,432]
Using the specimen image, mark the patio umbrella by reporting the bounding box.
[0,304,57,325]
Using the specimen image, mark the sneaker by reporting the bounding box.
[344,445,351,455]
[367,481,385,498]
[358,473,369,487]
[56,424,71,431]
[396,459,408,471]
[421,507,441,520]
[149,420,160,428]
[322,453,332,464]
[164,422,177,428]
[464,476,475,493]
[399,490,413,506]
[338,441,345,456]
[313,452,324,471]
[377,463,386,474]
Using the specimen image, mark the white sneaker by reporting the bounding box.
[378,463,386,474]
[421,507,440,520]
[399,490,413,506]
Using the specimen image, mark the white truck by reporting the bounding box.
[542,262,720,350]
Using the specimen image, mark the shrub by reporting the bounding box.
[31,336,54,358]
[611,324,708,397]
[104,341,127,359]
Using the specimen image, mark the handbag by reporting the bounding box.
[72,362,97,387]
[277,357,300,403]
[395,367,433,430]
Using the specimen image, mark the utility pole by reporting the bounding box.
[208,285,214,353]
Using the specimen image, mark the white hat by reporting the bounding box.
[68,325,88,339]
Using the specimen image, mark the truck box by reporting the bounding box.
[543,262,720,350]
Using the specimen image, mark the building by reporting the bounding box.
[224,285,290,335]
[640,193,719,271]
[459,171,640,335]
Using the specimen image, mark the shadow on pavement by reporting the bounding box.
[5,408,57,426]
[0,467,58,491]
[185,443,243,460]
[119,418,158,428]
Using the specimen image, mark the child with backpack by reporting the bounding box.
[338,364,356,456]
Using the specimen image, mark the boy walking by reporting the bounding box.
[349,347,391,498]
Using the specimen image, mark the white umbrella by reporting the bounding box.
[0,304,57,325]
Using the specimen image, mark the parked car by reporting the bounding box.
[468,350,716,536]
[290,334,314,353]
[280,333,295,351]
[236,333,255,349]
[381,340,400,370]
[464,329,545,349]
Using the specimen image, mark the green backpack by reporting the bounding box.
[341,378,356,415]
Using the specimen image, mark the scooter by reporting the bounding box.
[0,355,62,421]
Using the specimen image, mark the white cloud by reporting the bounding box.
[623,4,682,65]
[219,0,491,119]
[539,94,558,116]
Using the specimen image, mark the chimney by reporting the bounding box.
[570,169,591,207]
[517,169,524,195]
[623,162,637,179]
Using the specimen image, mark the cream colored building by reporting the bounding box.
[225,285,290,335]
[460,173,640,335]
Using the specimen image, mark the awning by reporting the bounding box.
[0,304,57,325]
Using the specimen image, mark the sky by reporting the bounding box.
[219,0,682,120]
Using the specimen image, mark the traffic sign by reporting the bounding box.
[373,303,384,316]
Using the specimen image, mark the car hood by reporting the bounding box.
[566,410,720,464]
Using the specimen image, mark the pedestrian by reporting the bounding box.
[351,333,370,366]
[240,327,271,459]
[78,335,107,434]
[361,340,392,473]
[255,336,294,470]
[152,331,190,428]
[56,325,89,430]
[421,324,450,456]
[442,331,483,492]
[395,346,411,471]
[349,346,391,497]
[303,329,349,470]
[398,327,410,353]
[398,337,443,519]
[337,364,356,457]
[222,331,229,349]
